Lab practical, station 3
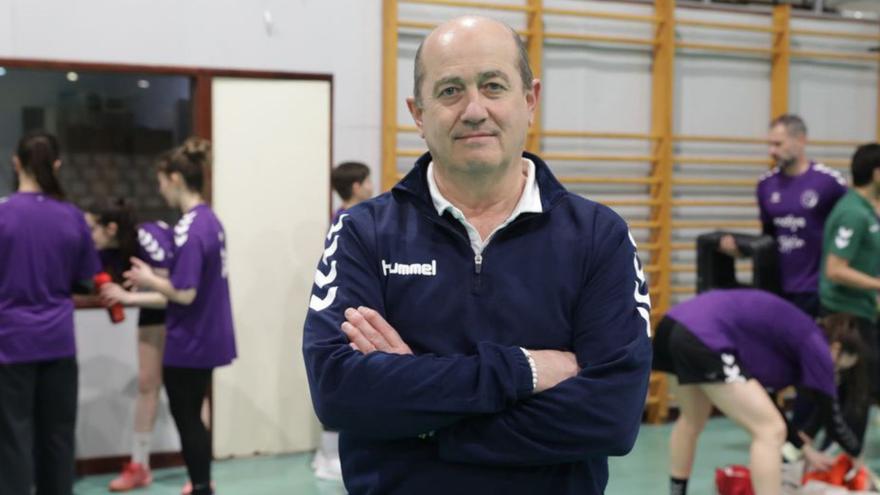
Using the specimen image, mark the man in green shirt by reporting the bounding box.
[819,142,880,445]
[820,143,880,320]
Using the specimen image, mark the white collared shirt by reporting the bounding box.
[426,159,543,255]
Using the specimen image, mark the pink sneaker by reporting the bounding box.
[108,462,152,491]
[181,480,215,495]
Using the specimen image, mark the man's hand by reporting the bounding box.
[342,306,413,355]
[528,350,579,393]
[717,234,742,258]
[341,307,580,392]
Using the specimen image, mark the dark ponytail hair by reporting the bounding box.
[158,137,211,194]
[819,313,870,411]
[15,131,64,199]
[88,198,139,282]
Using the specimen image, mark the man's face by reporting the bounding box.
[407,21,539,176]
[768,124,804,170]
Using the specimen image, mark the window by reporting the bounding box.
[0,67,191,223]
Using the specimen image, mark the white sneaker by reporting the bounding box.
[312,450,343,481]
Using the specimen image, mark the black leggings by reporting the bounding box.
[164,366,213,495]
[0,358,77,495]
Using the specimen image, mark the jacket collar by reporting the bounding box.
[392,151,568,214]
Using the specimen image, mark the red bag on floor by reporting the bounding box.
[716,465,755,495]
[802,454,870,491]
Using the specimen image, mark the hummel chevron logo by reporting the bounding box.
[314,260,337,288]
[327,214,348,240]
[835,226,853,249]
[309,287,338,312]
[721,353,745,383]
[174,211,197,247]
[138,228,166,262]
[322,236,339,265]
[310,216,349,312]
[628,230,652,337]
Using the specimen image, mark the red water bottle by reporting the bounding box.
[93,272,125,324]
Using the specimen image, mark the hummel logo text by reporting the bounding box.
[381,260,437,277]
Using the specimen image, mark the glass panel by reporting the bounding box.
[0,67,192,223]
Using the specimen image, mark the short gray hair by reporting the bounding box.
[770,114,807,138]
[413,23,533,107]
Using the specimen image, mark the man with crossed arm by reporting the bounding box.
[302,15,652,495]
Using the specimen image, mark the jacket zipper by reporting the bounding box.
[473,252,483,293]
[417,207,541,294]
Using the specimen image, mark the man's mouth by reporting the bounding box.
[455,132,496,140]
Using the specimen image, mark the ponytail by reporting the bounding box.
[16,131,64,199]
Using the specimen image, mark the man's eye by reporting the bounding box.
[439,87,459,97]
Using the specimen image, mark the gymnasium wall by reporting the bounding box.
[393,0,878,304]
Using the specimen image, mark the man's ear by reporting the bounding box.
[526,79,542,127]
[406,97,426,139]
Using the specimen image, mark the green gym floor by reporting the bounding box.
[74,416,880,494]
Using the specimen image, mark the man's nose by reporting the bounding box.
[460,89,488,127]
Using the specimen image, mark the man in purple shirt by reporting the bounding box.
[0,132,102,495]
[719,114,847,316]
[654,289,865,495]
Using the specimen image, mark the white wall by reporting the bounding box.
[75,308,180,459]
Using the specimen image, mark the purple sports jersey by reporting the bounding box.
[137,221,174,271]
[756,162,847,294]
[666,289,836,396]
[98,222,174,282]
[165,204,236,368]
[0,192,101,364]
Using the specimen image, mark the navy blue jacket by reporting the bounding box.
[303,152,653,494]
